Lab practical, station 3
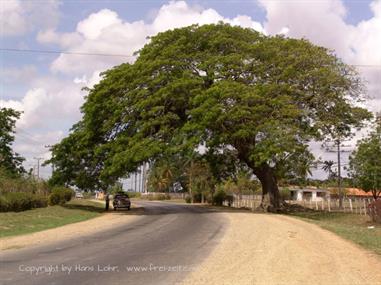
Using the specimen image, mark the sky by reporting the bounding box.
[0,0,380,183]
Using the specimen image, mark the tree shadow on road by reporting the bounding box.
[63,203,105,213]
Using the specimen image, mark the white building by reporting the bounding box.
[289,188,330,201]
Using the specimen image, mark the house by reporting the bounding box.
[289,187,330,201]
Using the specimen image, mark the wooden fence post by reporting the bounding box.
[349,198,353,213]
[363,199,367,216]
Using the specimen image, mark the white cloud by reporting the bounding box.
[258,0,381,107]
[77,9,122,40]
[0,0,60,37]
[0,65,38,83]
[42,1,264,76]
[1,80,83,130]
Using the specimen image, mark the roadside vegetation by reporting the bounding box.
[0,107,76,213]
[0,199,104,238]
[288,211,381,255]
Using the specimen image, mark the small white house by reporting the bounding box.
[289,188,330,201]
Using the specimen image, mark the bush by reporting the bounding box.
[185,196,192,203]
[48,187,74,205]
[126,192,141,198]
[142,193,171,200]
[31,194,48,208]
[280,188,291,200]
[48,192,62,206]
[83,191,93,199]
[213,190,227,206]
[225,194,234,206]
[0,192,48,212]
[368,199,381,223]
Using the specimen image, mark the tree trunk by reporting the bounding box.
[252,164,282,212]
[237,150,282,211]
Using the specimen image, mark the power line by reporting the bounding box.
[1,48,380,67]
[0,48,135,58]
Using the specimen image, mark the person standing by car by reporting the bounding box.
[105,192,110,211]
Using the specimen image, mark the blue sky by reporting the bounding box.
[1,0,380,181]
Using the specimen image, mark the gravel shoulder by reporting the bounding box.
[183,212,381,285]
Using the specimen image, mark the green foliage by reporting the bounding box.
[279,188,291,200]
[219,171,260,195]
[125,191,141,198]
[47,24,371,208]
[141,193,171,200]
[108,182,124,194]
[148,158,175,192]
[48,192,62,206]
[212,189,227,206]
[0,108,25,176]
[48,187,74,206]
[349,123,381,199]
[0,192,48,212]
[185,196,192,204]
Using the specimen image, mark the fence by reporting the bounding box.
[223,194,373,215]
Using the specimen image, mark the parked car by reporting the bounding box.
[75,192,84,199]
[113,193,131,210]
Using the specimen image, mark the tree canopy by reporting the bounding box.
[0,107,25,176]
[349,117,381,199]
[48,24,371,210]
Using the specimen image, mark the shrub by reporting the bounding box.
[225,194,234,206]
[83,191,93,199]
[192,192,202,203]
[185,196,192,203]
[280,188,291,200]
[31,194,48,208]
[213,190,227,206]
[142,193,171,200]
[127,192,141,198]
[368,199,381,223]
[0,192,48,212]
[48,187,74,205]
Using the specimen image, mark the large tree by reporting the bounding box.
[349,118,381,199]
[0,107,25,176]
[49,24,371,210]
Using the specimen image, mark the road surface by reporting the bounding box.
[0,202,226,285]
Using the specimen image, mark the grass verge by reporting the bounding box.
[288,211,381,255]
[0,199,104,238]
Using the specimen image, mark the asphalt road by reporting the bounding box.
[0,201,226,285]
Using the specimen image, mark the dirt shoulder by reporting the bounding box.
[183,212,381,285]
[0,209,142,251]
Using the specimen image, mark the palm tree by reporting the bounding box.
[322,160,336,179]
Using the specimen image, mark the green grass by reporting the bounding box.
[0,199,104,238]
[288,211,381,255]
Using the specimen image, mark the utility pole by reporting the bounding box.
[325,138,351,209]
[33,157,43,179]
[142,163,147,193]
[138,166,142,192]
[134,172,137,192]
[337,139,343,208]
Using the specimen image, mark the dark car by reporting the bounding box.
[113,193,131,211]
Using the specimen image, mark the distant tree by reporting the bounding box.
[0,107,25,176]
[148,159,175,192]
[349,119,381,199]
[322,160,336,179]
